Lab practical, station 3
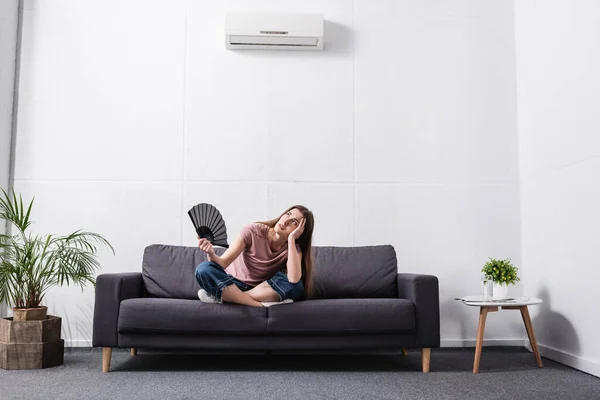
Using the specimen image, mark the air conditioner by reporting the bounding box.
[226,13,324,51]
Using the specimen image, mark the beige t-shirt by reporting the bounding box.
[227,223,301,286]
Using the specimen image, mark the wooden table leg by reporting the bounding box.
[473,306,490,373]
[520,306,543,368]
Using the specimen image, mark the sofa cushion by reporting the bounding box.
[311,246,398,299]
[142,244,226,299]
[117,298,268,335]
[267,298,415,335]
[142,244,399,300]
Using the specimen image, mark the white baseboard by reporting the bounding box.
[441,338,526,348]
[67,339,528,349]
[65,339,92,347]
[528,343,600,378]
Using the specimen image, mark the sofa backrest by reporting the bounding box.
[142,244,226,299]
[141,244,398,300]
[310,245,398,299]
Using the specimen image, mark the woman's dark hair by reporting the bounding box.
[258,205,315,297]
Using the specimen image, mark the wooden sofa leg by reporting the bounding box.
[102,347,112,373]
[401,348,408,356]
[421,348,431,372]
[131,348,137,356]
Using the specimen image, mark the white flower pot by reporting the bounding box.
[493,283,509,298]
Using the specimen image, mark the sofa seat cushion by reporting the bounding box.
[117,298,268,335]
[267,298,415,335]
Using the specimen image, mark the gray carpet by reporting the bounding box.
[0,347,598,400]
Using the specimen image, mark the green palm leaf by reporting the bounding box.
[0,189,113,309]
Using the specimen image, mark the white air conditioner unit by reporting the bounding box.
[226,13,324,51]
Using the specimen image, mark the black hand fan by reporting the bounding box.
[188,203,229,248]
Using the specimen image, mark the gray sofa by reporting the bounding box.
[92,244,440,372]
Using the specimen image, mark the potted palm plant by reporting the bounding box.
[0,189,113,369]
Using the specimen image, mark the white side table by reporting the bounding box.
[460,297,543,373]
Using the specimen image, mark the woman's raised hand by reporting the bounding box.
[198,237,216,257]
[288,218,306,241]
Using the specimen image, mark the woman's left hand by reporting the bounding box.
[288,218,306,241]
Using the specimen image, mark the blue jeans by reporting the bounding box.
[195,261,305,303]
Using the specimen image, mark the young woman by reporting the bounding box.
[195,205,314,307]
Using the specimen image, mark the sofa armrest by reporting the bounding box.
[397,273,440,348]
[92,273,143,348]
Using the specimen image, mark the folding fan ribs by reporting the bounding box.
[188,203,229,248]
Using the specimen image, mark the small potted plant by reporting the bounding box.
[0,189,113,369]
[481,257,520,298]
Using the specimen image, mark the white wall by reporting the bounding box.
[515,0,600,377]
[14,0,522,347]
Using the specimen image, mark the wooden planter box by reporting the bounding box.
[0,315,64,370]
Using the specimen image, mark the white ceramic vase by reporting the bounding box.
[493,282,509,298]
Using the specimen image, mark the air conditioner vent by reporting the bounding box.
[226,13,324,51]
